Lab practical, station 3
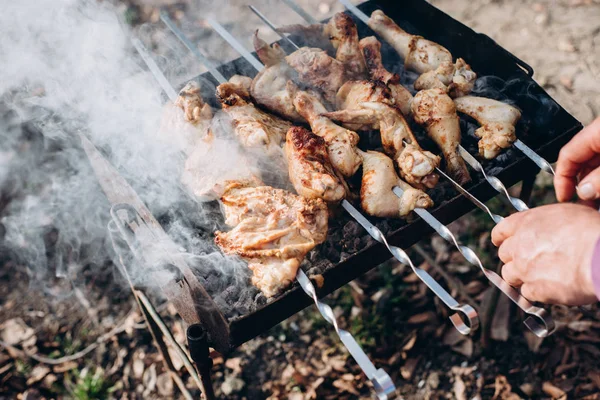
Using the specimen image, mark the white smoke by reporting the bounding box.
[0,0,256,309]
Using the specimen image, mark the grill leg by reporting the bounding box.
[187,324,217,400]
[519,169,538,205]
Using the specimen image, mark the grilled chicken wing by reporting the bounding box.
[360,150,433,217]
[324,96,440,189]
[251,31,304,122]
[454,96,521,159]
[285,126,346,202]
[280,12,366,80]
[367,10,476,97]
[215,180,328,297]
[412,89,470,184]
[216,79,292,158]
[293,89,361,177]
[359,36,413,117]
[285,47,346,105]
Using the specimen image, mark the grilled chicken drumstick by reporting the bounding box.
[454,96,521,159]
[412,88,471,184]
[367,10,476,97]
[324,80,440,189]
[359,36,413,118]
[285,126,347,202]
[251,31,305,122]
[279,12,367,80]
[215,179,328,298]
[360,150,433,217]
[293,89,362,177]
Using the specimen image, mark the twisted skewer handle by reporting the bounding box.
[514,140,556,175]
[459,146,529,212]
[342,200,479,335]
[296,269,396,399]
[393,187,555,337]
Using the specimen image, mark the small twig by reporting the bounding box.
[170,370,194,400]
[412,243,479,307]
[0,312,143,365]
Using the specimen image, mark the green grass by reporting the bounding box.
[66,368,116,400]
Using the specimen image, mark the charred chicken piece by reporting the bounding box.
[215,179,328,298]
[325,90,440,189]
[359,36,413,117]
[293,89,361,178]
[412,88,471,184]
[285,47,346,105]
[280,12,366,80]
[216,79,292,158]
[251,31,304,123]
[454,96,521,159]
[285,126,346,202]
[367,10,476,97]
[360,150,433,217]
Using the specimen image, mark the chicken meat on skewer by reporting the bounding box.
[293,89,362,177]
[367,10,476,97]
[216,78,292,161]
[279,12,367,80]
[285,126,347,202]
[215,179,328,298]
[285,46,347,105]
[412,88,471,184]
[360,150,433,217]
[251,31,305,123]
[454,96,521,159]
[324,80,440,189]
[359,36,413,118]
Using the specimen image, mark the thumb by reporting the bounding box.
[577,166,600,201]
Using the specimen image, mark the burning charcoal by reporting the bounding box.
[343,220,362,238]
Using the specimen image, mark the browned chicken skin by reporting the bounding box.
[412,89,471,184]
[293,89,362,178]
[360,150,433,217]
[325,80,440,189]
[285,47,347,105]
[251,31,304,123]
[216,79,292,158]
[280,12,366,80]
[367,10,476,97]
[215,180,328,298]
[359,36,413,117]
[285,126,346,202]
[454,96,521,159]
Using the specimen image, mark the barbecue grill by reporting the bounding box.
[174,0,582,350]
[104,0,584,397]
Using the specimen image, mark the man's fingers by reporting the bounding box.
[556,118,600,202]
[577,166,600,201]
[501,262,524,287]
[491,212,525,246]
[497,236,516,264]
[521,281,561,304]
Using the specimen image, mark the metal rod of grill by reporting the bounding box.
[208,12,478,333]
[248,5,554,338]
[132,31,400,399]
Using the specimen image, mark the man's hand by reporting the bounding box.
[491,203,600,305]
[555,117,600,203]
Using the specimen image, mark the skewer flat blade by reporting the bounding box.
[205,18,264,72]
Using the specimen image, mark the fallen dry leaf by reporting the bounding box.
[26,365,50,386]
[492,375,520,400]
[225,357,243,374]
[333,378,359,395]
[490,295,511,342]
[52,361,78,374]
[453,375,467,400]
[408,311,436,325]
[401,357,420,380]
[1,318,36,348]
[542,381,567,399]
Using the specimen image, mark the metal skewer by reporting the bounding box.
[253,6,555,338]
[244,6,478,330]
[160,11,227,84]
[133,29,399,399]
[131,38,178,102]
